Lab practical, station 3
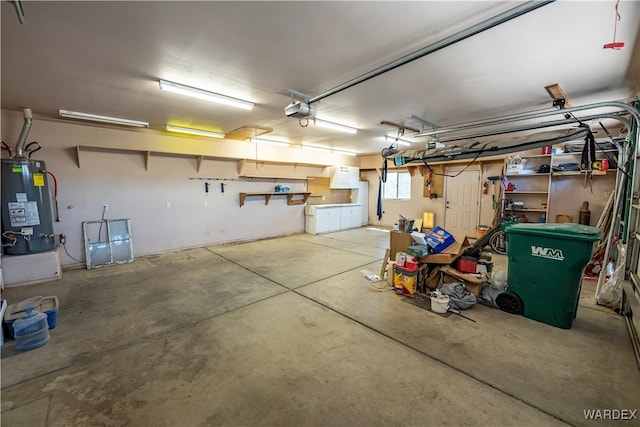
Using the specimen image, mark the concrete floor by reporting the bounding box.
[1,227,638,427]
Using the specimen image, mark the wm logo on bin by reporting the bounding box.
[530,246,564,261]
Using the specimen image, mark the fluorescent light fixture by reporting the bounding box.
[58,109,149,128]
[333,149,357,156]
[165,125,225,139]
[301,144,332,152]
[385,135,412,146]
[313,118,358,134]
[250,136,289,147]
[159,80,253,110]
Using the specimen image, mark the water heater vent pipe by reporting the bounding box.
[15,108,33,158]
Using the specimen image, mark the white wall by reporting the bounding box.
[1,111,324,268]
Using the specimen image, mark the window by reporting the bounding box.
[383,171,411,199]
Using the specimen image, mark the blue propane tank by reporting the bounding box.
[13,306,50,351]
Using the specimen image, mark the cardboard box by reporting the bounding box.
[417,234,470,265]
[424,226,455,253]
[440,265,487,298]
[389,231,413,261]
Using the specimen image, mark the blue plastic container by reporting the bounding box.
[13,306,50,351]
[4,296,58,338]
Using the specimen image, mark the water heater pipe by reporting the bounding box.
[15,108,33,158]
[45,170,61,222]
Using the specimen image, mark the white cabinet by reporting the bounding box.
[305,204,362,234]
[340,205,361,230]
[315,207,341,234]
[328,166,360,189]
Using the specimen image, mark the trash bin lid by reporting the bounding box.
[504,223,602,241]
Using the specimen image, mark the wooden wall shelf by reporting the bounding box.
[239,192,311,207]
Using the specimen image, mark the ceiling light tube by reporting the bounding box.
[333,149,357,156]
[301,144,332,152]
[385,135,412,146]
[159,80,253,110]
[250,137,289,147]
[59,109,149,128]
[313,118,358,134]
[165,125,225,139]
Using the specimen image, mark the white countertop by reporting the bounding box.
[308,203,362,208]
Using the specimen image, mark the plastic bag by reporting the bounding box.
[439,282,476,310]
[491,270,507,290]
[597,246,625,307]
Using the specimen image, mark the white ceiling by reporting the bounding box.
[2,1,639,155]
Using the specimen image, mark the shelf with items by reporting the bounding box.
[501,154,551,222]
[501,145,619,225]
[551,143,619,175]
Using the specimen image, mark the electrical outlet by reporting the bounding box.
[203,200,208,207]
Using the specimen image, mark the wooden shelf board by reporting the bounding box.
[238,192,311,207]
[522,154,552,158]
[552,170,612,176]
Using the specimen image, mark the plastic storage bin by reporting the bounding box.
[13,306,50,351]
[505,223,602,329]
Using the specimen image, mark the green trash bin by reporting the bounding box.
[505,223,602,329]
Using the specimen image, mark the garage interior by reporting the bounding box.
[1,1,640,426]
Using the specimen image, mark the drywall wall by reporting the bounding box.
[362,160,503,234]
[0,110,326,267]
[363,170,446,229]
[306,177,351,205]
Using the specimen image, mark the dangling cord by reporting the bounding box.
[1,141,13,158]
[612,0,622,45]
[25,141,41,159]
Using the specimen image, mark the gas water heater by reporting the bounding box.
[1,109,56,255]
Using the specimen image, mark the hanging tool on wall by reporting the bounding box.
[425,171,438,199]
[220,182,225,193]
[487,176,500,210]
[204,182,209,193]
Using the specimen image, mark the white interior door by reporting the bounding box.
[444,168,480,238]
